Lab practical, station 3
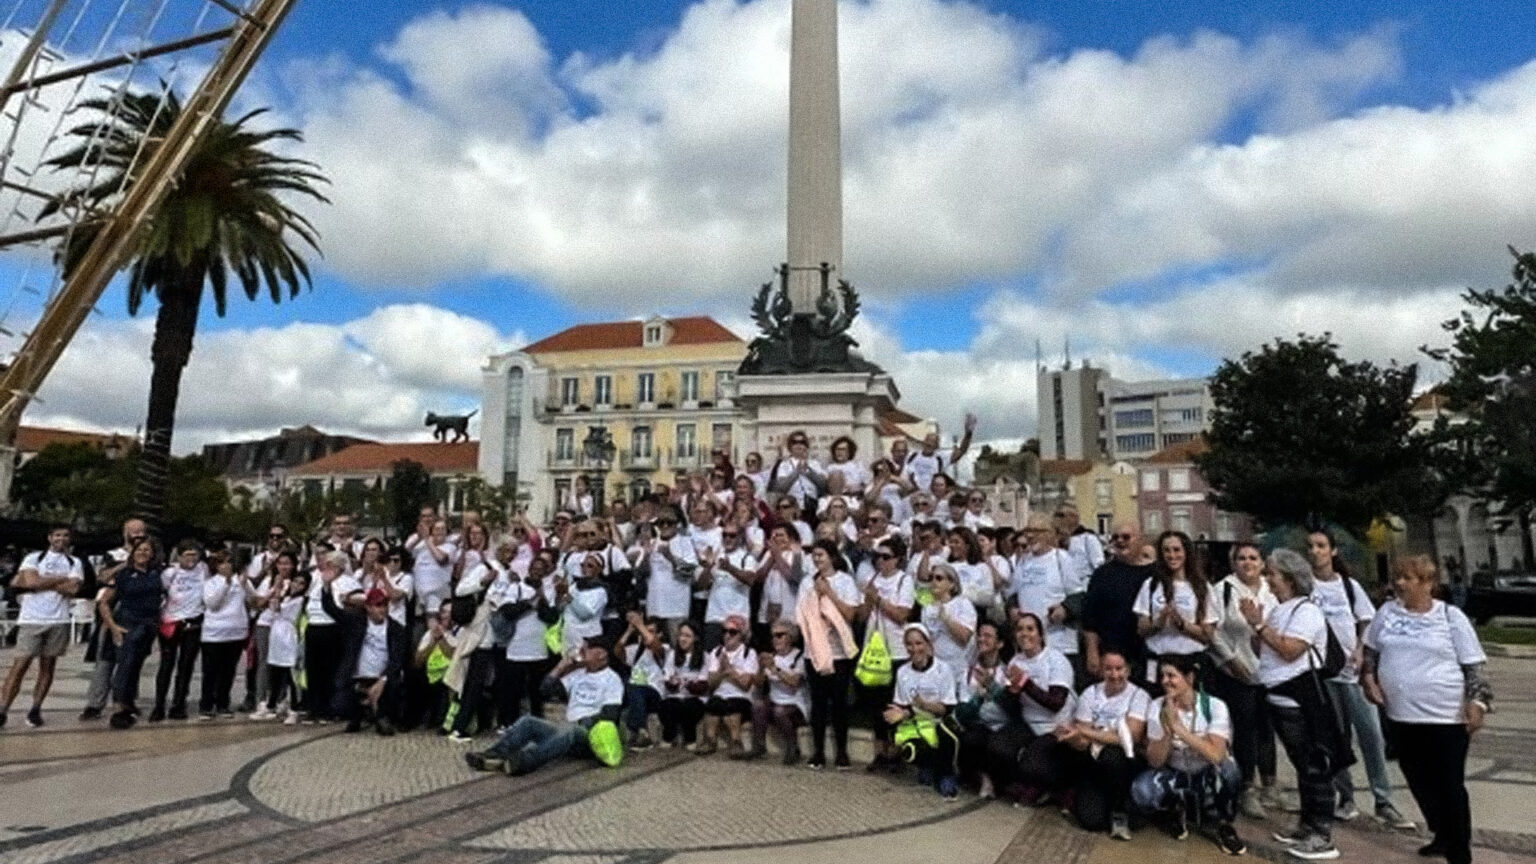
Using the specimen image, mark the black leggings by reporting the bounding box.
[453,648,498,735]
[806,658,854,761]
[1210,670,1276,786]
[198,641,244,713]
[659,697,705,744]
[154,619,201,711]
[497,658,546,727]
[1069,745,1141,830]
[1394,722,1472,864]
[266,665,300,711]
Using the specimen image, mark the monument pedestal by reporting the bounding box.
[735,371,899,464]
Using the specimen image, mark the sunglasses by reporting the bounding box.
[722,532,739,538]
[656,520,677,527]
[723,628,742,636]
[778,503,796,510]
[789,439,808,446]
[875,552,897,560]
[269,533,286,540]
[1112,534,1133,541]
[771,632,789,639]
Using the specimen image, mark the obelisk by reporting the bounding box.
[786,0,843,313]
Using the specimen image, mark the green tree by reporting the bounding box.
[1424,247,1536,564]
[43,89,328,534]
[1196,334,1437,534]
[12,442,135,530]
[389,460,434,538]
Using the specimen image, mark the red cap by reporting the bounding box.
[364,588,389,606]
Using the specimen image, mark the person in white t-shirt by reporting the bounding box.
[617,611,668,750]
[766,430,827,512]
[466,636,625,776]
[998,612,1076,805]
[858,536,916,770]
[1305,528,1410,829]
[1208,542,1280,820]
[700,526,757,649]
[1246,547,1336,860]
[696,614,760,757]
[1131,654,1246,855]
[261,566,308,724]
[1011,514,1082,677]
[151,542,209,722]
[405,519,458,619]
[198,552,252,719]
[902,415,976,496]
[752,621,810,764]
[882,623,961,799]
[1363,556,1490,864]
[1058,649,1149,839]
[1133,531,1218,686]
[0,525,83,729]
[658,621,709,747]
[1054,504,1105,585]
[642,507,698,637]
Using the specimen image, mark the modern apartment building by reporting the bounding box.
[1036,364,1213,461]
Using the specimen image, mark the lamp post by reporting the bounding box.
[582,425,617,511]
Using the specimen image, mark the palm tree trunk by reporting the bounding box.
[134,276,203,534]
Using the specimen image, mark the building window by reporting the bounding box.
[1170,506,1193,535]
[1094,478,1113,509]
[594,375,612,406]
[632,426,653,457]
[1163,432,1200,446]
[554,478,570,510]
[629,478,651,501]
[712,423,733,456]
[1116,433,1157,453]
[555,428,575,461]
[1168,468,1191,492]
[1113,409,1155,427]
[1140,470,1161,492]
[1175,407,1204,423]
[676,423,697,459]
[560,377,579,406]
[1144,510,1163,533]
[637,372,655,404]
[680,370,700,402]
[643,323,664,346]
[715,370,734,400]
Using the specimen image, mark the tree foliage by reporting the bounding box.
[389,460,434,539]
[1195,334,1437,534]
[1424,248,1536,534]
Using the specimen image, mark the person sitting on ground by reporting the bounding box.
[883,623,961,799]
[1130,655,1246,856]
[465,636,624,776]
[1058,649,1150,840]
[319,579,408,736]
[618,611,667,750]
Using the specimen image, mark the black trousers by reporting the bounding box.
[154,619,201,711]
[1393,721,1472,864]
[862,657,906,743]
[303,624,342,719]
[981,722,1034,788]
[806,658,854,761]
[1272,703,1335,839]
[349,676,399,724]
[659,697,705,744]
[198,641,244,713]
[453,648,498,735]
[497,658,546,727]
[1210,671,1276,786]
[1018,733,1070,792]
[1068,745,1140,830]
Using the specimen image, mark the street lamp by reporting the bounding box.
[581,425,618,512]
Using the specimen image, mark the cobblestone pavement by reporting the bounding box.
[0,653,1531,864]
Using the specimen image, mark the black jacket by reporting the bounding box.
[320,585,410,683]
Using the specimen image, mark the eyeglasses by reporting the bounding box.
[969,497,984,504]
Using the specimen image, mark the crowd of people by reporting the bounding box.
[0,425,1496,864]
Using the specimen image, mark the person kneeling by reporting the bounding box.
[882,624,961,800]
[319,582,407,736]
[466,636,623,776]
[1130,656,1246,856]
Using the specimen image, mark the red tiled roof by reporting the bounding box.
[16,425,136,453]
[1412,390,1450,412]
[1145,439,1208,464]
[882,406,924,425]
[1039,459,1094,477]
[288,441,478,476]
[521,316,742,354]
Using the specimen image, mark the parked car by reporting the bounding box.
[1465,568,1536,624]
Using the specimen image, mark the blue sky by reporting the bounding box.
[8,0,1536,447]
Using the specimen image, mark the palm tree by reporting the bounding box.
[42,88,328,531]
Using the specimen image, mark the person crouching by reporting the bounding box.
[318,582,407,735]
[465,636,624,776]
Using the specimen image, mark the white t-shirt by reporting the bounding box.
[357,619,390,679]
[17,550,83,625]
[920,596,978,689]
[200,576,250,643]
[1364,599,1486,724]
[267,595,304,668]
[1147,694,1232,774]
[1132,577,1219,658]
[766,649,811,716]
[826,460,870,494]
[706,643,760,700]
[409,541,458,616]
[865,571,916,661]
[903,451,947,494]
[304,571,335,626]
[663,650,711,700]
[952,560,997,612]
[704,548,756,623]
[561,584,608,651]
[1310,575,1374,683]
[646,534,699,619]
[1258,597,1328,707]
[625,643,668,695]
[563,666,624,723]
[378,570,413,626]
[1209,576,1276,683]
[1064,531,1106,585]
[796,571,862,660]
[161,563,208,623]
[502,582,548,662]
[1008,647,1075,733]
[1013,549,1081,654]
[1075,681,1151,733]
[759,569,796,625]
[894,658,958,714]
[769,456,825,507]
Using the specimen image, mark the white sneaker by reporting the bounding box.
[1285,835,1340,860]
[249,708,274,721]
[282,711,299,726]
[1110,814,1132,841]
[448,731,474,744]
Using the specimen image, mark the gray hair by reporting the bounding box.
[323,550,352,573]
[1266,548,1315,597]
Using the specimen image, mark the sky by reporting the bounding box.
[5,0,1536,454]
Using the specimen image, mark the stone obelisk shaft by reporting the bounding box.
[786,0,843,314]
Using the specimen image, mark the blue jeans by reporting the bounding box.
[487,716,590,773]
[110,623,157,708]
[1326,680,1393,809]
[624,685,662,733]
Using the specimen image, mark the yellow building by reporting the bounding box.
[478,316,748,517]
[1039,458,1140,536]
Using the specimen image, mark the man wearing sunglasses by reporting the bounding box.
[767,431,828,513]
[1082,523,1155,684]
